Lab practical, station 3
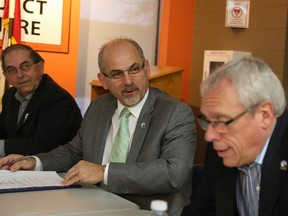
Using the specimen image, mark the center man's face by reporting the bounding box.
[98,42,150,107]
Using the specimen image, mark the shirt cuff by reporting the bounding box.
[31,156,43,171]
[103,163,110,185]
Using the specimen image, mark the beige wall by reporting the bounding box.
[76,0,159,114]
[189,0,288,107]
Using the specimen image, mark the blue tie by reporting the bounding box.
[109,108,131,163]
[236,162,262,216]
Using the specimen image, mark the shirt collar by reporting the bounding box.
[237,121,276,170]
[255,130,273,165]
[14,91,34,103]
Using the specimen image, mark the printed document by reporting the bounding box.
[0,170,64,192]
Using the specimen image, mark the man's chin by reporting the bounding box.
[123,96,140,107]
[222,158,237,168]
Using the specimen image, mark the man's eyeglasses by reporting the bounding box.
[4,62,37,76]
[196,110,248,133]
[102,62,145,80]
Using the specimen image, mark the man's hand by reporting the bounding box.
[0,154,36,171]
[63,160,105,186]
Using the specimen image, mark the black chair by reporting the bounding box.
[192,164,204,194]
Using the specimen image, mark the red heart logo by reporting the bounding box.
[232,7,242,17]
[234,9,240,15]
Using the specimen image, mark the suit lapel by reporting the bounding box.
[94,97,117,163]
[216,159,238,216]
[5,96,19,134]
[128,110,152,162]
[127,88,157,162]
[258,111,288,216]
[15,76,47,131]
[16,111,31,131]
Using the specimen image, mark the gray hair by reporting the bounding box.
[98,37,145,74]
[200,55,286,117]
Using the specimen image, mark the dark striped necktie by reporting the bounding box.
[236,162,262,216]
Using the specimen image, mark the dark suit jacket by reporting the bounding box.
[38,87,197,216]
[0,74,82,155]
[181,110,288,216]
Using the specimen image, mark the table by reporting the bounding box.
[0,184,141,216]
[76,210,151,216]
[90,66,184,100]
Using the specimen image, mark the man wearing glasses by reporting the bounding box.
[182,56,288,216]
[1,38,197,216]
[0,44,82,156]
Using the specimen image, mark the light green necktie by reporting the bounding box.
[109,108,132,163]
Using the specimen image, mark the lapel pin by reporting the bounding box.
[280,160,287,171]
[140,122,146,128]
[24,113,30,123]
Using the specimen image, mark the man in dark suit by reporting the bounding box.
[0,38,197,216]
[181,56,288,216]
[0,44,82,156]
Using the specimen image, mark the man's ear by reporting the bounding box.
[37,61,44,74]
[257,102,275,129]
[97,73,109,90]
[143,60,151,78]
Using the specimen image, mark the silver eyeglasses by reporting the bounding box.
[196,110,248,133]
[102,62,145,80]
[4,62,37,76]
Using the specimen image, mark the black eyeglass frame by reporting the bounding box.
[102,62,145,80]
[4,61,41,76]
[196,109,248,131]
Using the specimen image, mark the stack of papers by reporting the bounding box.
[0,170,78,193]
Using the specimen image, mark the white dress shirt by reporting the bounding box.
[102,90,149,184]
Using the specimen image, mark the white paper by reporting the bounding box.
[0,170,64,190]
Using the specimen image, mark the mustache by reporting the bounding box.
[123,85,139,92]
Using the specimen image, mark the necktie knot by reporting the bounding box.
[120,108,131,119]
[239,162,260,175]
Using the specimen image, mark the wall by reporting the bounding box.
[0,0,80,109]
[158,0,195,103]
[36,0,80,97]
[158,0,288,164]
[189,0,288,107]
[76,0,159,114]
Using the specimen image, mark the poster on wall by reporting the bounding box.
[225,0,250,28]
[0,0,71,53]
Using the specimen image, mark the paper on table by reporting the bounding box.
[0,170,66,191]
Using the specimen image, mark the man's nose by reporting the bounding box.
[204,124,221,142]
[122,71,133,84]
[16,68,25,78]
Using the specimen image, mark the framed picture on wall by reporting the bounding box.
[0,0,71,53]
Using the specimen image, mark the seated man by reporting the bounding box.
[0,38,197,216]
[0,44,82,156]
[181,56,288,216]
